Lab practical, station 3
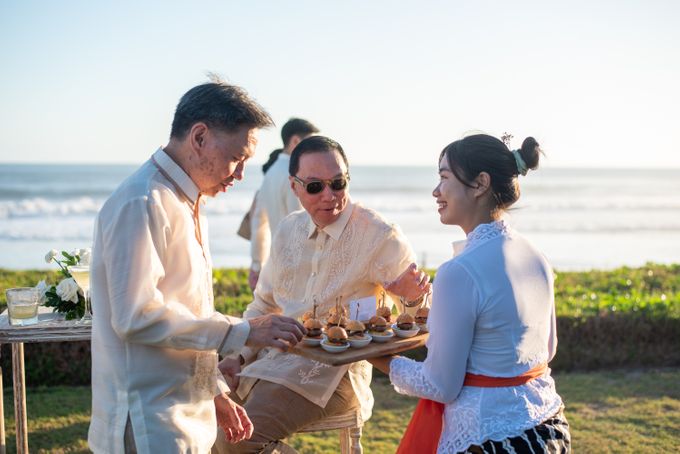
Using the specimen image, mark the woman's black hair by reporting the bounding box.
[439,134,541,210]
[262,148,283,174]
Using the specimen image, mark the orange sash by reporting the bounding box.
[464,363,547,387]
[396,399,445,454]
[396,364,548,454]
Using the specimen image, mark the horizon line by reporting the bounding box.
[0,161,679,171]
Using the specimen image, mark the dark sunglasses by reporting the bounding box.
[293,175,350,194]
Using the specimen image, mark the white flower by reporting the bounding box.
[56,278,80,304]
[45,249,59,264]
[71,249,82,258]
[78,248,92,266]
[34,280,50,304]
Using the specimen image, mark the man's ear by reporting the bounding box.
[287,135,302,151]
[289,176,300,197]
[473,172,491,198]
[189,122,209,154]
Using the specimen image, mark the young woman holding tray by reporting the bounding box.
[369,133,570,453]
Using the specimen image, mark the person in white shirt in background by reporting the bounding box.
[248,118,320,291]
[370,133,571,453]
[213,135,431,454]
[88,80,306,454]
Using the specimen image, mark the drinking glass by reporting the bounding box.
[69,265,92,324]
[6,287,40,326]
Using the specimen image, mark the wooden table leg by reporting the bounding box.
[11,343,27,454]
[0,343,5,454]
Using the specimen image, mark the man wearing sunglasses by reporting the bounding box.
[215,136,430,453]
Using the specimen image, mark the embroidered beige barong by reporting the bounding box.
[237,201,416,422]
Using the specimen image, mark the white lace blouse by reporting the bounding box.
[389,221,563,453]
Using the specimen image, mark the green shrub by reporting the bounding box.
[552,313,680,370]
[1,341,92,386]
[212,268,252,316]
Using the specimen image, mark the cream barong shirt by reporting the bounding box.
[238,202,416,422]
[88,148,250,454]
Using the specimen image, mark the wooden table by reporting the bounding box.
[289,332,428,366]
[0,308,91,454]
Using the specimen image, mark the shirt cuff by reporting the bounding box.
[389,356,415,394]
[215,369,231,397]
[218,316,250,358]
[239,345,259,364]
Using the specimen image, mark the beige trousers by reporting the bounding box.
[212,374,359,454]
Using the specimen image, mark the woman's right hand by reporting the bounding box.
[368,354,397,375]
[384,263,431,302]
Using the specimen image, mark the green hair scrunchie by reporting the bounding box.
[512,149,528,176]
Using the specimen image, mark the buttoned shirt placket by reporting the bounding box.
[152,156,211,303]
[304,228,328,305]
[193,196,213,308]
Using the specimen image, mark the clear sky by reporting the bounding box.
[1,0,678,167]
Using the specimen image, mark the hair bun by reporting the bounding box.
[518,137,541,172]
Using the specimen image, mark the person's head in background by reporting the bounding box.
[289,136,350,229]
[262,118,320,174]
[281,118,320,153]
[164,80,273,197]
[433,133,542,233]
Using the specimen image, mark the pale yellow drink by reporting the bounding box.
[68,265,92,324]
[69,267,90,292]
[10,303,39,319]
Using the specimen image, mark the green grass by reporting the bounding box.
[557,369,680,453]
[2,386,90,453]
[3,263,678,319]
[1,265,678,451]
[2,369,679,453]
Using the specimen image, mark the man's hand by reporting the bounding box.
[384,263,431,302]
[215,393,253,444]
[248,268,260,292]
[218,357,242,391]
[247,314,306,350]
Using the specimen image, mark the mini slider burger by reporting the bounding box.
[376,291,392,323]
[396,313,415,331]
[326,313,347,330]
[346,320,367,338]
[415,307,429,326]
[301,310,314,323]
[303,301,323,339]
[327,296,349,329]
[326,325,349,346]
[376,306,392,323]
[304,318,323,338]
[368,315,388,333]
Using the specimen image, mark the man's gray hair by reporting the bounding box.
[170,81,274,139]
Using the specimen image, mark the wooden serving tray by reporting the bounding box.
[288,332,428,366]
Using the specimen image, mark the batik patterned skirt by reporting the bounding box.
[458,407,571,454]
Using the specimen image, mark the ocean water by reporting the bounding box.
[1,163,679,271]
